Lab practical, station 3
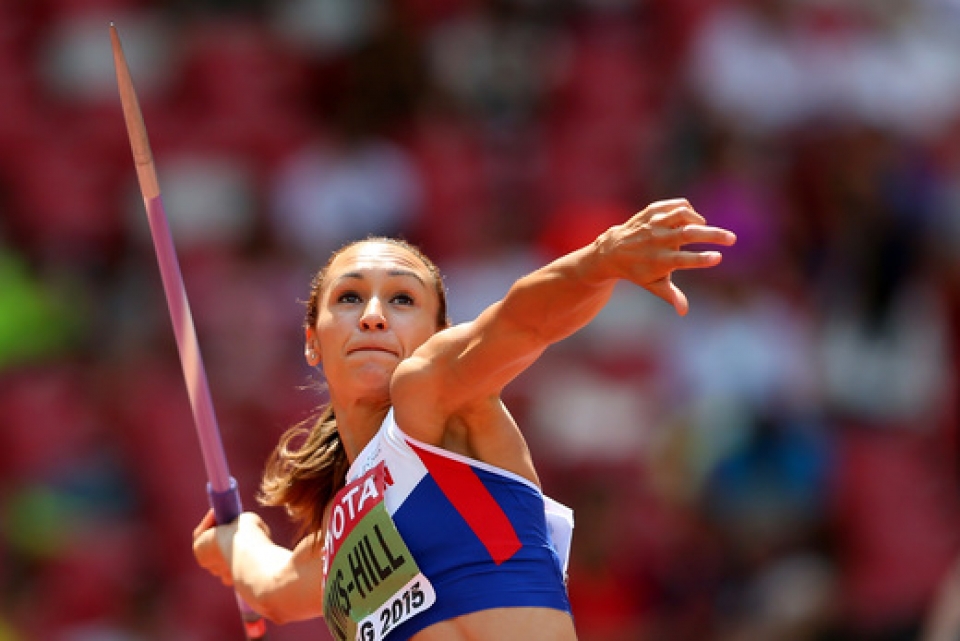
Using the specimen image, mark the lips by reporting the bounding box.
[347,345,398,357]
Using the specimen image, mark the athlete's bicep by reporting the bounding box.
[448,309,548,398]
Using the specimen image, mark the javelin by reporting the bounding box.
[109,23,267,640]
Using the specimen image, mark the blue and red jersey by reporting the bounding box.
[329,409,573,640]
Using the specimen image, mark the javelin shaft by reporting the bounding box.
[110,23,267,640]
[109,25,229,491]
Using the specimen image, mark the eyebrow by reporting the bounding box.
[335,269,427,286]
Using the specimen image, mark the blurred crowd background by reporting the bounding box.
[2,0,960,639]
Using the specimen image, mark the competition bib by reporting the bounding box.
[322,462,436,641]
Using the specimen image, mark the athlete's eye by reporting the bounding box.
[337,291,362,304]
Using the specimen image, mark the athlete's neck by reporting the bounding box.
[331,397,391,463]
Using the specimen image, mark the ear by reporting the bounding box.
[304,327,321,366]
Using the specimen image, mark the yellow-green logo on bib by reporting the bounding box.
[323,463,436,641]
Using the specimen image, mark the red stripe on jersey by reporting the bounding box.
[408,442,522,565]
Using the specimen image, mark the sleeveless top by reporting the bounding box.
[322,409,573,640]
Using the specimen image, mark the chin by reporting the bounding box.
[351,366,396,392]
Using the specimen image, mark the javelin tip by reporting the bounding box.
[110,22,161,200]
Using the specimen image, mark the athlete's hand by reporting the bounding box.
[192,509,271,587]
[592,198,737,315]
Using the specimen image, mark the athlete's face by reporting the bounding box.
[305,241,442,401]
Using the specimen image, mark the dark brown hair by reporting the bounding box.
[258,237,449,539]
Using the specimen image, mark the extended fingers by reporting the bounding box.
[645,277,690,316]
[617,200,737,316]
[630,203,735,243]
[668,248,724,270]
[634,224,736,249]
[637,198,704,226]
[643,198,695,217]
[674,224,737,247]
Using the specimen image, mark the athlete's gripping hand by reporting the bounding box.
[590,198,737,316]
[192,509,272,587]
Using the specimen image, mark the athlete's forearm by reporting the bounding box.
[411,240,616,405]
[495,240,617,348]
[228,519,324,624]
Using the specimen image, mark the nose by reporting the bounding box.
[360,298,387,331]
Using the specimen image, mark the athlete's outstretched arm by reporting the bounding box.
[396,199,736,414]
[193,510,324,624]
